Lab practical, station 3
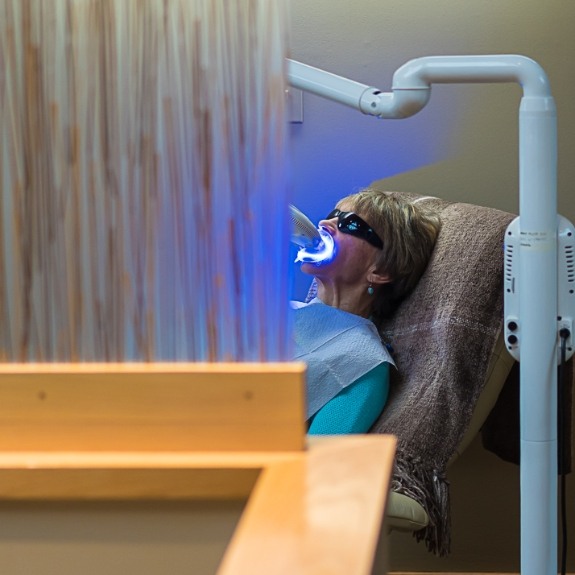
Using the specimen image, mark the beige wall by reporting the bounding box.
[289,0,575,221]
[289,1,575,571]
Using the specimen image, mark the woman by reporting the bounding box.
[293,189,441,434]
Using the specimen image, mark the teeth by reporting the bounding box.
[295,228,336,264]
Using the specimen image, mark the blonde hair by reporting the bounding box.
[338,189,442,321]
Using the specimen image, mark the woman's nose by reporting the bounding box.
[318,216,337,230]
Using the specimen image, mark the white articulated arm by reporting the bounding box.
[287,58,429,118]
[287,55,552,119]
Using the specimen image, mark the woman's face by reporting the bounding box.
[301,202,381,285]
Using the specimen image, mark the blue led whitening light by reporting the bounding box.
[294,227,335,264]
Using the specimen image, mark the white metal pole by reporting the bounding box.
[518,94,558,575]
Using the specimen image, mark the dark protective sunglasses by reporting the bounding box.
[326,209,383,250]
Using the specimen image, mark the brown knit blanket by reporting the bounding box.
[371,194,516,556]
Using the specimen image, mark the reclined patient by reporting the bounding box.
[291,189,441,434]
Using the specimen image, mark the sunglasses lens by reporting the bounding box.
[325,209,383,249]
[340,213,364,233]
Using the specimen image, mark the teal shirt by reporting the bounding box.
[307,362,390,435]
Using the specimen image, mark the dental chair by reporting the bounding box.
[373,192,521,556]
[309,191,518,556]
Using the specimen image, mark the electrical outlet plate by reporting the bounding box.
[286,87,303,124]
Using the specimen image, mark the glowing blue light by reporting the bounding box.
[294,227,335,265]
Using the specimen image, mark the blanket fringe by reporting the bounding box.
[391,451,451,557]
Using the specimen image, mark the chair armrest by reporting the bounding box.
[386,491,429,532]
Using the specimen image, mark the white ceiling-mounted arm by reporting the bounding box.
[287,54,551,119]
[288,54,552,119]
[390,54,552,97]
[287,59,430,119]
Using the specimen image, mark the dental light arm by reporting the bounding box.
[289,204,335,264]
[288,54,572,575]
[289,204,323,248]
[288,58,429,118]
[288,55,552,118]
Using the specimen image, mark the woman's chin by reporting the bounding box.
[300,262,315,275]
[301,259,331,274]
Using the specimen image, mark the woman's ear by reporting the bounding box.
[367,269,391,286]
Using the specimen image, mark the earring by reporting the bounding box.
[367,284,374,296]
